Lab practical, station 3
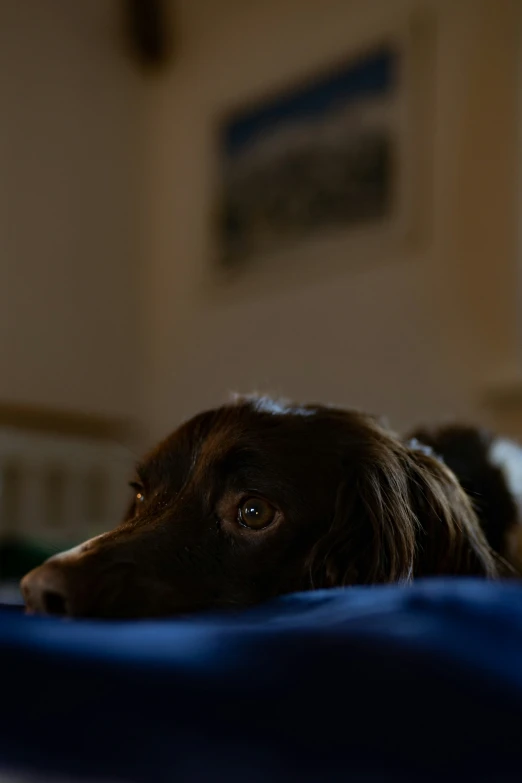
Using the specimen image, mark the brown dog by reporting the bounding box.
[22,396,515,619]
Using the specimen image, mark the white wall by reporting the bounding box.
[141,0,520,440]
[1,0,519,443]
[0,0,142,420]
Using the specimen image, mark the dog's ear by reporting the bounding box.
[306,434,498,588]
[404,444,498,577]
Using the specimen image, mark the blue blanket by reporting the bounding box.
[1,579,522,782]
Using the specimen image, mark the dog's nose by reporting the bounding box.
[21,564,70,616]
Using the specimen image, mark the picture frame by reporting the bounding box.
[211,13,435,286]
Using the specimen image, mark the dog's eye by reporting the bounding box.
[238,497,276,530]
[129,482,145,505]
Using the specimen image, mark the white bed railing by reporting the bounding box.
[0,426,135,546]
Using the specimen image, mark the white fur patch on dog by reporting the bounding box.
[490,437,522,563]
[489,438,522,502]
[231,393,315,417]
[49,534,105,563]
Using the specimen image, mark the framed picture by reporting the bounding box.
[213,18,433,280]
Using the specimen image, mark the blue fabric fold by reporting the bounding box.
[1,579,522,782]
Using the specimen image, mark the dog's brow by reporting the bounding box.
[135,463,148,483]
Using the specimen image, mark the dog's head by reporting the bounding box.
[21,397,497,618]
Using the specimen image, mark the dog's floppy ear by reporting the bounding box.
[306,432,498,588]
[405,444,498,577]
